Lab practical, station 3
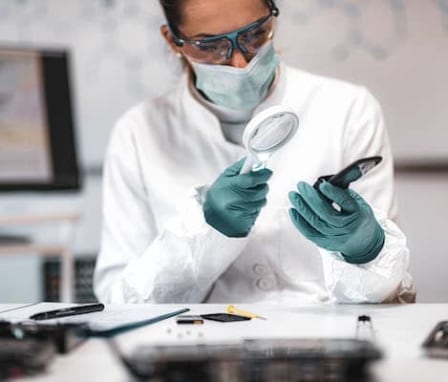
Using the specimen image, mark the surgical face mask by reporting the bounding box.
[190,42,279,110]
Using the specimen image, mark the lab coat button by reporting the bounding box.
[253,264,269,276]
[256,277,276,291]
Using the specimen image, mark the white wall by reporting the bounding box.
[395,174,448,302]
[276,0,448,160]
[0,0,447,302]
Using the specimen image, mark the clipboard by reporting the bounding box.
[82,308,190,338]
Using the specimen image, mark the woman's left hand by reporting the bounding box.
[288,181,385,264]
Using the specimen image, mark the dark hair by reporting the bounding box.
[160,0,276,31]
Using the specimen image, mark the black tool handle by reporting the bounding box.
[30,303,105,320]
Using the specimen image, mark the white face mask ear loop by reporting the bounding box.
[176,52,190,72]
[165,44,183,69]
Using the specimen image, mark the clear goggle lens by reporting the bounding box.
[181,17,275,64]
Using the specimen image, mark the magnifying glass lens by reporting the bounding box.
[240,106,299,174]
[250,114,297,152]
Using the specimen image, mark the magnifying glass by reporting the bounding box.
[240,105,300,174]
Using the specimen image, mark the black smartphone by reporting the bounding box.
[313,156,382,190]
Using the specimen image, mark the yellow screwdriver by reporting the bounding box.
[226,305,267,320]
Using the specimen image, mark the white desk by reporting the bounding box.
[2,303,448,381]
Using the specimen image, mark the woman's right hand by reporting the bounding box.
[203,158,272,237]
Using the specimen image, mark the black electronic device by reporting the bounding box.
[0,46,80,191]
[422,321,448,358]
[0,337,54,379]
[114,338,382,382]
[0,319,88,354]
[0,320,55,379]
[314,156,382,190]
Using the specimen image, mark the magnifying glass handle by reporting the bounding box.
[240,156,254,174]
[240,155,266,174]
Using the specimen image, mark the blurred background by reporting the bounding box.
[0,0,446,303]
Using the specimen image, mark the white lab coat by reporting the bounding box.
[94,64,415,304]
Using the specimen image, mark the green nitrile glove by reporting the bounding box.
[204,159,273,238]
[288,181,385,264]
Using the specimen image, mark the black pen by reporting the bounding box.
[29,303,105,321]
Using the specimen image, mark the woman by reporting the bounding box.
[94,0,415,304]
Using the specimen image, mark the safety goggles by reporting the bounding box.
[170,3,279,65]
